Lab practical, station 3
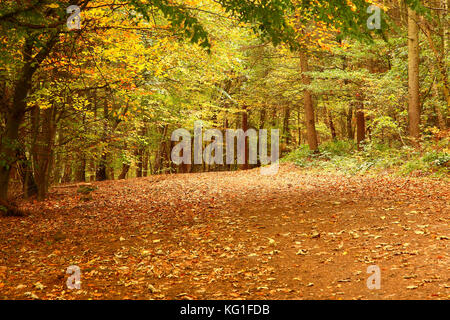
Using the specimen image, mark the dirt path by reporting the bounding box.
[0,164,449,300]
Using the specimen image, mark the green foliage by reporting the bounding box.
[1,0,447,195]
[285,139,450,177]
[319,140,356,157]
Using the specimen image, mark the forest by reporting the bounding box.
[0,0,448,301]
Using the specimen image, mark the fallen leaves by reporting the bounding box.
[0,165,448,300]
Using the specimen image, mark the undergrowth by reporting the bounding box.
[283,138,449,178]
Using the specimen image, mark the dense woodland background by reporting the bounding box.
[0,0,448,205]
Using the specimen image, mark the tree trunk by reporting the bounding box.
[407,7,421,140]
[136,149,143,178]
[118,163,130,180]
[96,94,109,181]
[16,148,38,198]
[282,105,291,146]
[299,51,319,152]
[0,35,57,200]
[297,105,302,146]
[75,155,86,182]
[154,125,168,174]
[327,108,337,140]
[96,153,108,181]
[420,5,450,108]
[347,106,354,140]
[356,108,366,150]
[142,150,149,177]
[61,162,72,183]
[433,82,447,130]
[240,106,249,170]
[32,105,57,200]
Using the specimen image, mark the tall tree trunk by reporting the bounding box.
[96,93,109,181]
[96,153,108,181]
[282,105,291,146]
[420,3,450,108]
[327,108,337,140]
[297,105,302,146]
[75,155,86,182]
[88,159,95,182]
[16,148,38,198]
[299,51,319,152]
[356,106,366,150]
[142,150,149,177]
[433,82,447,130]
[118,163,130,180]
[0,44,35,200]
[75,110,87,182]
[32,105,57,200]
[154,125,168,174]
[61,162,72,183]
[135,125,147,177]
[136,149,143,178]
[240,105,249,170]
[347,106,354,140]
[407,7,421,140]
[0,34,57,200]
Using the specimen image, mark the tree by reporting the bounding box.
[0,0,299,199]
[407,6,421,140]
[299,50,319,152]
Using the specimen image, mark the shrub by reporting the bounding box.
[284,139,449,177]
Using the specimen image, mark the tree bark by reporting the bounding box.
[240,106,249,170]
[96,93,109,181]
[32,104,57,200]
[299,51,319,152]
[407,7,421,140]
[136,149,143,178]
[433,82,447,130]
[282,105,291,146]
[328,109,337,140]
[142,150,149,177]
[16,148,38,198]
[356,107,366,150]
[420,3,449,108]
[154,125,168,174]
[75,155,86,182]
[0,34,57,200]
[96,153,108,181]
[118,163,130,180]
[347,106,354,140]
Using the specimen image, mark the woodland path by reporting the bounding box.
[0,164,448,300]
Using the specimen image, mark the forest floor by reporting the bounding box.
[0,164,449,300]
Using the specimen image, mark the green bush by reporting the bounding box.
[284,139,449,177]
[422,151,450,167]
[320,140,356,156]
